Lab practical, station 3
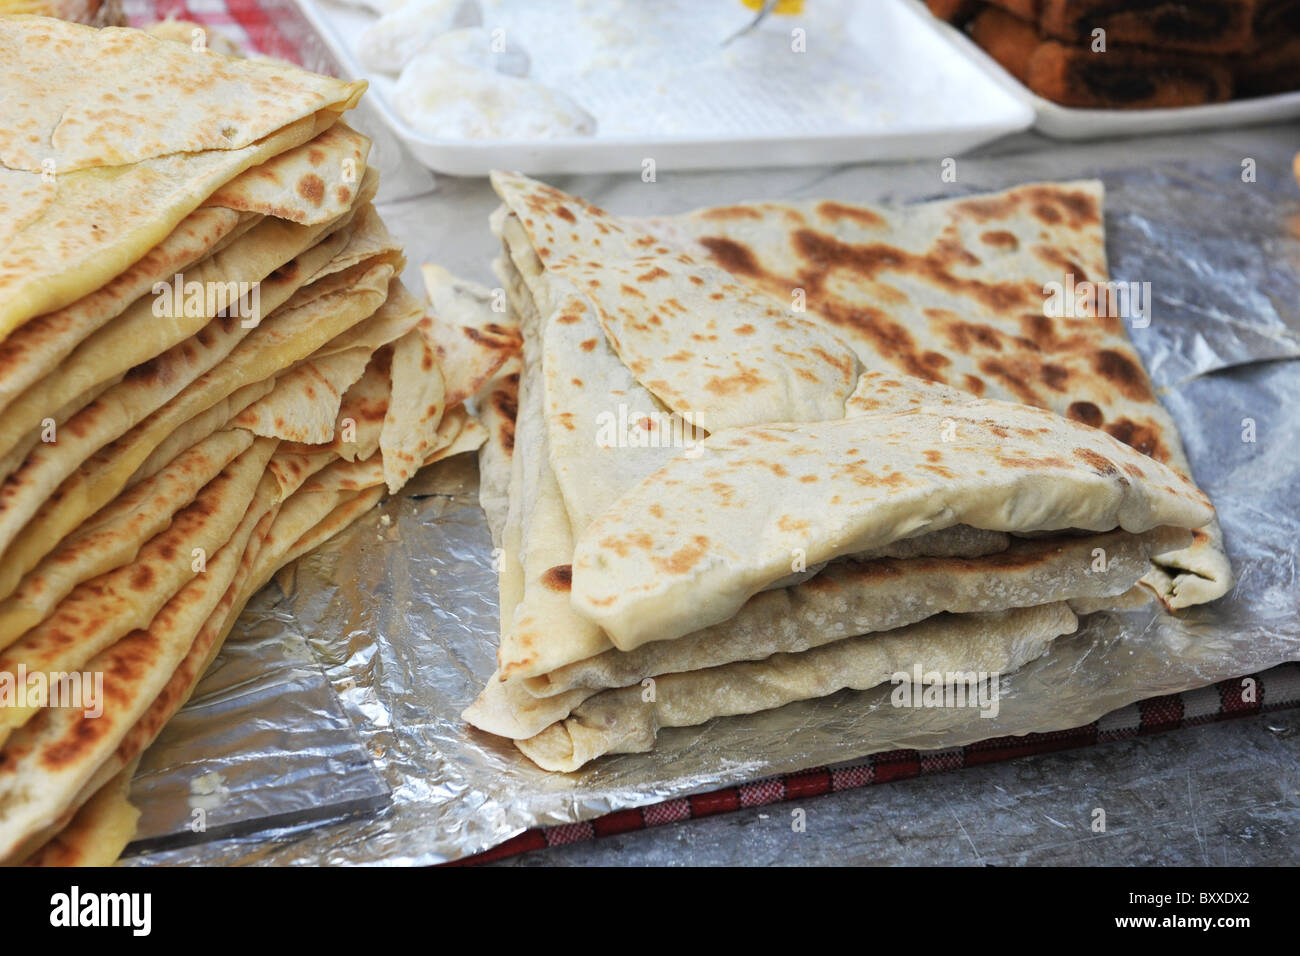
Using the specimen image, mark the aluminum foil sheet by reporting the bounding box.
[126,124,1300,865]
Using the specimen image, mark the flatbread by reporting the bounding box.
[475,355,519,549]
[205,122,371,226]
[0,17,365,338]
[643,183,1231,608]
[550,527,1180,696]
[0,207,245,419]
[231,347,373,444]
[316,278,425,359]
[127,381,275,489]
[22,348,489,859]
[515,603,1079,771]
[0,179,372,500]
[420,263,521,405]
[427,410,488,463]
[0,469,279,863]
[0,429,254,652]
[21,760,142,867]
[265,449,339,501]
[283,348,393,463]
[66,481,392,830]
[0,21,363,173]
[380,326,446,493]
[0,373,123,486]
[493,249,605,679]
[0,257,393,601]
[488,210,1188,682]
[490,171,861,431]
[0,215,365,581]
[0,438,277,734]
[294,204,404,299]
[273,263,504,474]
[569,400,1214,649]
[0,196,362,464]
[125,246,406,493]
[506,211,695,534]
[23,508,278,865]
[465,527,1182,739]
[469,176,1231,769]
[490,204,1008,682]
[0,17,480,864]
[494,357,526,658]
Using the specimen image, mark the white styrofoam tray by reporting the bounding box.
[902,0,1300,140]
[292,0,1035,176]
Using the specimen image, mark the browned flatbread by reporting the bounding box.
[20,760,141,867]
[641,178,1230,609]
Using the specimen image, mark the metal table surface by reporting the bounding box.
[491,713,1300,866]
[357,103,1300,866]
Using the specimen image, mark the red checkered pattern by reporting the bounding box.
[545,822,595,846]
[115,0,1300,867]
[642,799,691,827]
[123,0,326,67]
[830,763,872,791]
[451,665,1300,865]
[738,778,783,807]
[919,748,965,774]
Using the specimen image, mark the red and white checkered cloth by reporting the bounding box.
[453,664,1300,864]
[115,1,1300,865]
[123,0,327,66]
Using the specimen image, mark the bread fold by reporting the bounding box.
[0,19,505,864]
[464,173,1229,772]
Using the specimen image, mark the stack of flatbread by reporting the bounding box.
[0,17,515,865]
[465,171,1232,773]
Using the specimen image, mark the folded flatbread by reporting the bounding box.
[0,430,254,652]
[570,400,1212,649]
[639,178,1231,609]
[0,171,381,570]
[0,244,392,600]
[466,526,1187,739]
[0,438,277,734]
[490,171,861,432]
[0,22,502,864]
[0,165,370,465]
[516,603,1080,772]
[20,760,142,867]
[475,355,519,549]
[8,407,488,864]
[467,173,1229,770]
[0,467,279,862]
[0,16,366,338]
[0,206,245,421]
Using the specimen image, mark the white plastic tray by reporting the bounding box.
[291,0,1034,176]
[903,0,1300,140]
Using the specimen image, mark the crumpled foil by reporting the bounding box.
[123,77,1300,863]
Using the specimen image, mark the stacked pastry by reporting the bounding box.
[464,172,1230,772]
[0,18,513,864]
[927,0,1300,107]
